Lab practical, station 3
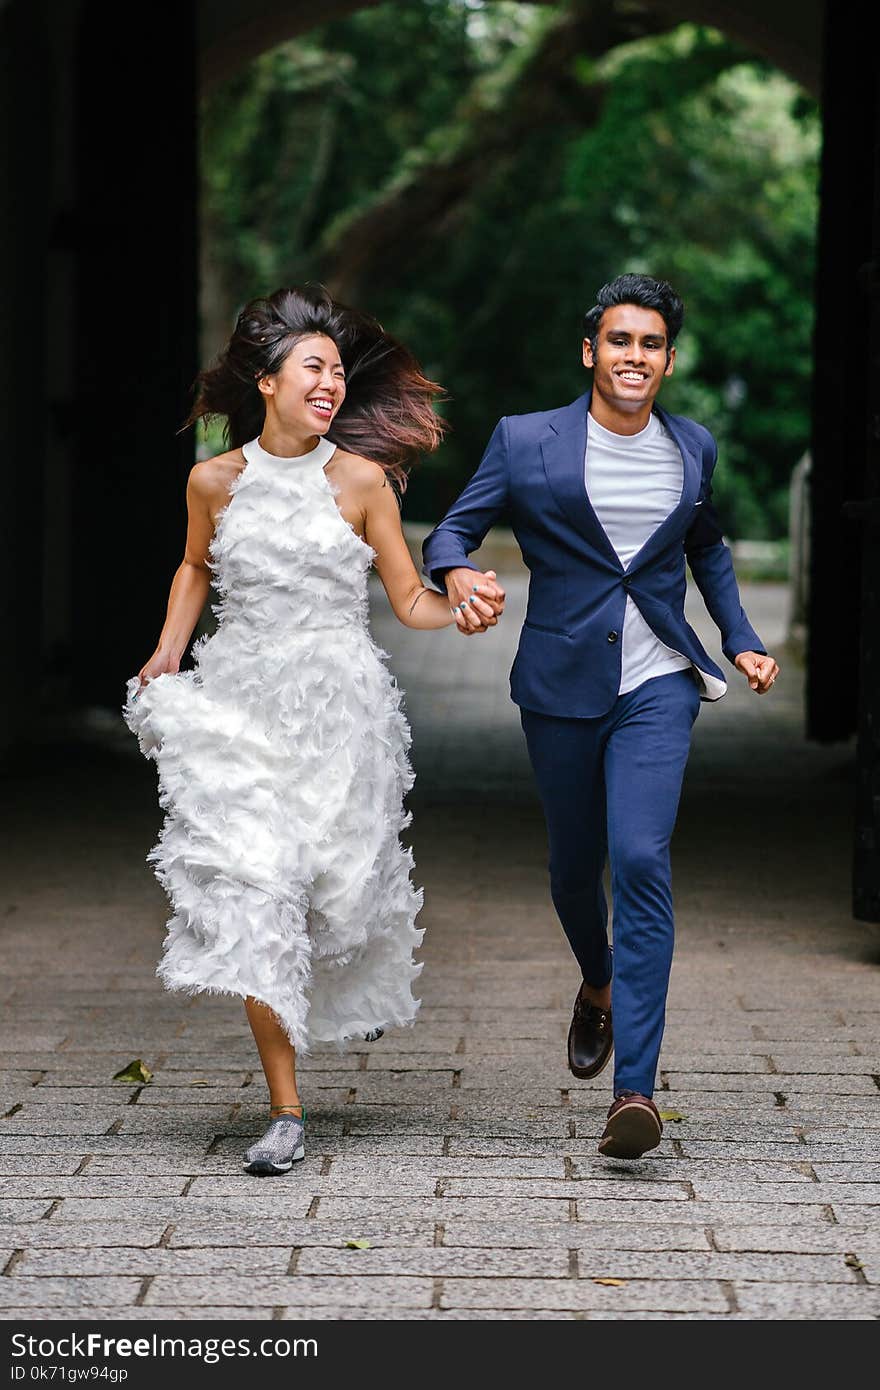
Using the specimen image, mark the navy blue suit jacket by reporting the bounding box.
[422,390,766,718]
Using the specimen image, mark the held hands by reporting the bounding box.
[735,650,780,694]
[445,568,506,636]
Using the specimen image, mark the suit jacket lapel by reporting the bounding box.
[626,405,702,573]
[539,392,702,572]
[540,392,622,569]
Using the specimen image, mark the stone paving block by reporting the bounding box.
[0,1107,127,1134]
[578,1201,831,1225]
[345,1111,568,1138]
[777,1100,880,1122]
[342,1079,459,1105]
[691,1180,880,1205]
[771,1059,880,1075]
[53,1195,315,1221]
[677,1140,814,1159]
[442,1221,712,1251]
[573,1158,814,1184]
[114,1089,265,1108]
[442,1178,690,1201]
[0,1200,54,1221]
[437,1277,728,1313]
[711,1225,880,1254]
[0,1135,213,1158]
[443,1087,572,1110]
[800,1125,880,1144]
[446,1137,677,1160]
[327,1156,567,1180]
[168,1220,436,1248]
[811,1162,880,1181]
[0,1072,41,1091]
[454,1068,591,1090]
[21,1087,169,1107]
[0,1033,68,1051]
[313,1197,571,1223]
[669,1041,859,1058]
[665,1073,878,1095]
[297,1246,570,1278]
[277,1306,449,1321]
[732,1283,880,1317]
[0,1176,188,1198]
[364,1054,464,1072]
[185,1173,438,1198]
[16,1247,293,1276]
[144,1275,433,1308]
[659,1055,774,1074]
[0,1277,142,1307]
[829,1205,880,1226]
[0,1306,277,1321]
[82,1156,232,1176]
[0,1222,167,1248]
[573,1250,856,1283]
[0,1156,85,1176]
[37,1069,253,1088]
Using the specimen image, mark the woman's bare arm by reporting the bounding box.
[358,461,504,632]
[136,460,229,684]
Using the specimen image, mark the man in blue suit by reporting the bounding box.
[423,274,779,1159]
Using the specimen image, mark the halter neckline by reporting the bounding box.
[244,434,337,468]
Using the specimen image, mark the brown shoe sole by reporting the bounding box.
[598,1100,662,1159]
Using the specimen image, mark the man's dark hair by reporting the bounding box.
[583,274,684,360]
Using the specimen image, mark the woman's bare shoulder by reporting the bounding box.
[332,448,390,493]
[189,448,245,500]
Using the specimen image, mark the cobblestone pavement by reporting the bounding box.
[1,564,878,1321]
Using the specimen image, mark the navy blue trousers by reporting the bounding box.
[520,669,701,1098]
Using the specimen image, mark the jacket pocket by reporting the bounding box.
[523,619,571,637]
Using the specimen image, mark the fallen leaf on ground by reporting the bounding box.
[658,1109,685,1122]
[345,1238,371,1250]
[844,1253,864,1271]
[112,1059,153,1084]
[593,1278,627,1287]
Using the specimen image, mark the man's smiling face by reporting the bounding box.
[582,303,675,414]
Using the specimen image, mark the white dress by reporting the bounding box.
[124,434,424,1051]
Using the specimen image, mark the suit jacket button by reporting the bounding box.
[607,630,619,643]
[622,576,632,588]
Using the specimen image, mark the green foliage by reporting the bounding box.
[201,5,819,538]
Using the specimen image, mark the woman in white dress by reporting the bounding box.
[125,286,504,1174]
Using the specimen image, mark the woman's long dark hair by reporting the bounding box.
[185,285,446,488]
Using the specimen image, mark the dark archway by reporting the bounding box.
[0,0,876,919]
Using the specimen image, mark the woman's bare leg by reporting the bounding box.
[244,996,303,1115]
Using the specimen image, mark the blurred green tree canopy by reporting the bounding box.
[201,1,819,538]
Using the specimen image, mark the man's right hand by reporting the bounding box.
[445,568,506,635]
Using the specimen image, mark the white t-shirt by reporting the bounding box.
[584,411,693,696]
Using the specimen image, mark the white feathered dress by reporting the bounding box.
[124,435,424,1051]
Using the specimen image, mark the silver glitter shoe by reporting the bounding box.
[243,1107,306,1176]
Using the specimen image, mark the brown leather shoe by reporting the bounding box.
[598,1092,663,1158]
[567,983,613,1079]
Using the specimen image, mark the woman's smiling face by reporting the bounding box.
[259,333,347,434]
